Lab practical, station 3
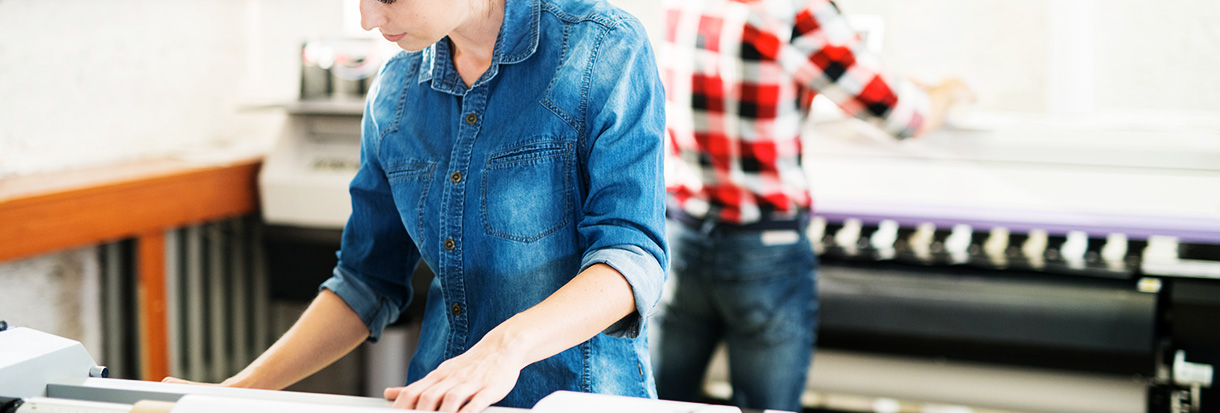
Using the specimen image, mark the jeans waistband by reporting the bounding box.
[667,208,808,233]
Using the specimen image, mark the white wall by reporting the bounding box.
[613,0,1220,116]
[0,0,349,178]
[1089,0,1220,113]
[0,248,102,355]
[0,0,351,360]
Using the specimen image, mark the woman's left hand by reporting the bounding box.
[384,335,524,412]
[385,263,635,412]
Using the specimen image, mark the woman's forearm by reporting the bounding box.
[224,289,370,389]
[482,263,637,369]
[382,263,642,411]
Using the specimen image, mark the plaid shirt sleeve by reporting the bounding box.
[749,0,928,138]
[663,0,930,223]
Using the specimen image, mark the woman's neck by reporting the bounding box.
[449,0,505,88]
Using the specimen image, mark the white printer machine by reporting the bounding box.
[0,322,787,413]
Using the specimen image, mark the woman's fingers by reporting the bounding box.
[384,386,404,401]
[457,389,502,413]
[389,370,513,411]
[391,375,459,411]
[386,337,522,411]
[436,383,480,412]
[390,383,424,410]
[414,380,460,412]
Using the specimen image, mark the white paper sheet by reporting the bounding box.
[532,391,744,413]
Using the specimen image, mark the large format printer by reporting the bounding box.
[255,101,1218,411]
[0,325,783,413]
[780,114,1219,413]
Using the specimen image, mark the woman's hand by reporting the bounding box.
[159,290,370,392]
[383,334,524,412]
[384,263,635,412]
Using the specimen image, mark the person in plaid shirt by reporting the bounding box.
[651,0,972,410]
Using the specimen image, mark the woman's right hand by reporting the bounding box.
[155,290,371,392]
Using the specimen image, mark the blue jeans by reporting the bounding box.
[651,218,818,412]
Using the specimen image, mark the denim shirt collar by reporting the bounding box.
[417,0,541,94]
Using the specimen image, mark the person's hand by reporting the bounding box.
[915,77,976,137]
[383,336,524,412]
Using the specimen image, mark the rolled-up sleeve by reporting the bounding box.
[320,265,406,342]
[581,245,665,338]
[578,16,669,339]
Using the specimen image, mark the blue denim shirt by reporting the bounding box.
[318,0,667,407]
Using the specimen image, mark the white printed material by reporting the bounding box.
[170,395,399,413]
[533,391,742,413]
[168,395,525,413]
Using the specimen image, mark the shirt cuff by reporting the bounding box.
[879,78,931,139]
[581,245,665,339]
[319,265,404,343]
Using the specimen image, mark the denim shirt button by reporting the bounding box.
[465,113,478,124]
[451,303,462,316]
[450,171,462,183]
[444,238,456,250]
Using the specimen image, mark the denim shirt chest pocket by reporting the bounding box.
[384,159,436,238]
[481,137,575,242]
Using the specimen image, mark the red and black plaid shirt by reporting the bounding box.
[663,0,929,224]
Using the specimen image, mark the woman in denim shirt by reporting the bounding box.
[164,0,668,411]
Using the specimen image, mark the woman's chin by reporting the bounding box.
[396,37,437,53]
